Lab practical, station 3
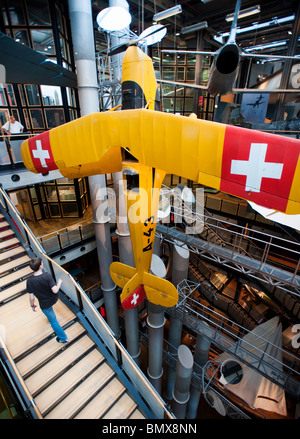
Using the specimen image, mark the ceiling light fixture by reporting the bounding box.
[226,5,261,22]
[96,3,131,31]
[245,40,287,51]
[220,14,295,37]
[181,21,208,35]
[153,5,182,22]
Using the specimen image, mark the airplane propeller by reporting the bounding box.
[108,24,167,56]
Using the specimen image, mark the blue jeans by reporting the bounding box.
[42,306,67,342]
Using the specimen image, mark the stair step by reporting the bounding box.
[0,229,14,239]
[129,409,146,419]
[0,221,9,229]
[45,361,115,419]
[0,255,30,275]
[0,280,27,303]
[102,393,137,419]
[74,378,125,419]
[0,294,76,359]
[16,322,86,377]
[0,266,32,288]
[35,348,105,415]
[25,335,95,395]
[0,237,19,251]
[0,245,25,262]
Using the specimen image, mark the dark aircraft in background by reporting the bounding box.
[160,0,299,96]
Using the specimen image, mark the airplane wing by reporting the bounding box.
[161,49,216,57]
[157,79,207,90]
[21,108,300,215]
[241,52,300,61]
[158,78,299,94]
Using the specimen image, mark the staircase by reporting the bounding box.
[0,212,145,419]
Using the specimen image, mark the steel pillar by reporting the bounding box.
[147,255,166,394]
[165,316,183,400]
[113,172,140,364]
[172,243,190,286]
[172,344,194,418]
[166,243,189,399]
[68,0,120,337]
[186,331,211,419]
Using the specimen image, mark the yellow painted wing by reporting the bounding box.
[21,109,300,214]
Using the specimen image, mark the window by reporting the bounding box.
[13,29,30,47]
[41,85,63,106]
[0,110,9,126]
[0,85,7,106]
[6,85,16,106]
[186,66,195,81]
[31,29,55,55]
[7,0,26,25]
[27,0,51,26]
[25,85,40,106]
[45,108,65,128]
[162,67,175,81]
[29,109,44,129]
[176,66,185,81]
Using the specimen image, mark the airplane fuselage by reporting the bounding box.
[207,43,240,96]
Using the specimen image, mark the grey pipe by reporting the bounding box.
[186,333,211,419]
[172,344,194,418]
[68,0,120,337]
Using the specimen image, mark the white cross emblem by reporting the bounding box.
[230,143,283,193]
[32,140,50,168]
[131,293,139,306]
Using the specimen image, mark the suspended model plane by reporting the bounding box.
[160,0,299,95]
[21,46,300,310]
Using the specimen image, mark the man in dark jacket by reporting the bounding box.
[27,257,68,343]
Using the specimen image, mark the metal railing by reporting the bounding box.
[37,222,95,254]
[0,133,32,168]
[170,279,300,399]
[0,186,174,419]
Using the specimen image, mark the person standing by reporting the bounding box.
[27,257,68,343]
[2,115,24,134]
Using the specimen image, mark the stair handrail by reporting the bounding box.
[0,334,43,419]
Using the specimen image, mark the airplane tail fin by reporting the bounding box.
[110,261,178,309]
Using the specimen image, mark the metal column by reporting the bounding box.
[113,172,140,364]
[186,331,211,419]
[68,0,120,337]
[172,344,194,419]
[147,255,166,394]
[166,243,189,399]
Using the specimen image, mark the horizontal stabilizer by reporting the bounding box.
[110,261,136,288]
[143,272,178,308]
[110,261,178,308]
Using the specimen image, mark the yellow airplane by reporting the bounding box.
[21,46,300,309]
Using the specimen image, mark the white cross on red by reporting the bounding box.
[230,143,284,193]
[31,139,50,168]
[131,292,139,306]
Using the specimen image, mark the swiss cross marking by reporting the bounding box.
[220,125,300,212]
[28,131,58,173]
[131,293,139,306]
[32,140,50,168]
[230,143,284,193]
